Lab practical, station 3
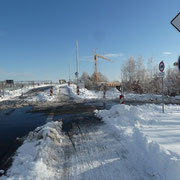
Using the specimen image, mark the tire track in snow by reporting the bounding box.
[58,117,157,180]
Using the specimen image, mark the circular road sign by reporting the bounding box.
[159,61,165,72]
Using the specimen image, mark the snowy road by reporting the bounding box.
[1,85,180,179]
[56,117,152,180]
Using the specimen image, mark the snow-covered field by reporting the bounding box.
[68,84,120,100]
[1,83,180,104]
[2,104,180,179]
[95,104,180,179]
[0,84,68,103]
[25,85,64,103]
[125,92,180,103]
[2,85,180,179]
[68,84,180,103]
[0,84,52,102]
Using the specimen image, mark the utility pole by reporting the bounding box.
[69,64,71,84]
[76,40,79,95]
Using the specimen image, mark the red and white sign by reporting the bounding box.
[159,61,165,72]
[120,95,124,104]
[50,87,53,96]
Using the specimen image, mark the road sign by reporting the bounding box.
[159,61,165,72]
[75,72,78,77]
[158,72,165,77]
[158,61,165,113]
[178,56,180,71]
[171,12,180,32]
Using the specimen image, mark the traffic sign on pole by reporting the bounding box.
[159,61,165,113]
[75,72,78,77]
[171,12,180,32]
[159,61,165,72]
[178,56,180,71]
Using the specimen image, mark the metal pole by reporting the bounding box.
[2,81,4,97]
[21,81,23,96]
[69,64,71,84]
[122,80,124,95]
[162,77,164,113]
[76,40,79,95]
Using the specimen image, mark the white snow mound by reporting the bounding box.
[1,121,65,180]
[95,104,180,180]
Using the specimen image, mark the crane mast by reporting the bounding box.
[93,52,114,84]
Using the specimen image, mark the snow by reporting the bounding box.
[1,121,64,180]
[0,170,4,175]
[68,84,99,99]
[3,103,180,179]
[95,104,180,180]
[2,84,180,179]
[26,85,64,103]
[67,84,120,100]
[138,105,180,155]
[0,84,68,103]
[68,84,180,103]
[0,84,52,102]
[125,92,180,103]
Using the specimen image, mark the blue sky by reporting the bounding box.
[0,0,180,82]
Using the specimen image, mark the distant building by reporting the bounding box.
[5,80,14,84]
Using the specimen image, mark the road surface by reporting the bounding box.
[0,85,159,179]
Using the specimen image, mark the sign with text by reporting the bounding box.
[158,72,165,78]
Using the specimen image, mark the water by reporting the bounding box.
[0,106,47,170]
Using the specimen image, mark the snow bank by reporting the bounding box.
[0,84,52,102]
[68,84,98,99]
[26,85,62,103]
[67,84,180,103]
[125,92,180,103]
[67,84,120,100]
[1,121,65,180]
[95,104,180,180]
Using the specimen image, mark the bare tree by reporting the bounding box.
[91,72,108,83]
[80,72,93,89]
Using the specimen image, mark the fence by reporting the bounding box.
[0,80,53,97]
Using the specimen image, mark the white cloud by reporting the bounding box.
[163,52,172,55]
[104,53,123,58]
[79,56,94,62]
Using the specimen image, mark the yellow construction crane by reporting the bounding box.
[94,51,114,84]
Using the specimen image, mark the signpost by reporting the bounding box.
[76,40,79,95]
[159,61,165,72]
[159,61,165,113]
[171,12,180,32]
